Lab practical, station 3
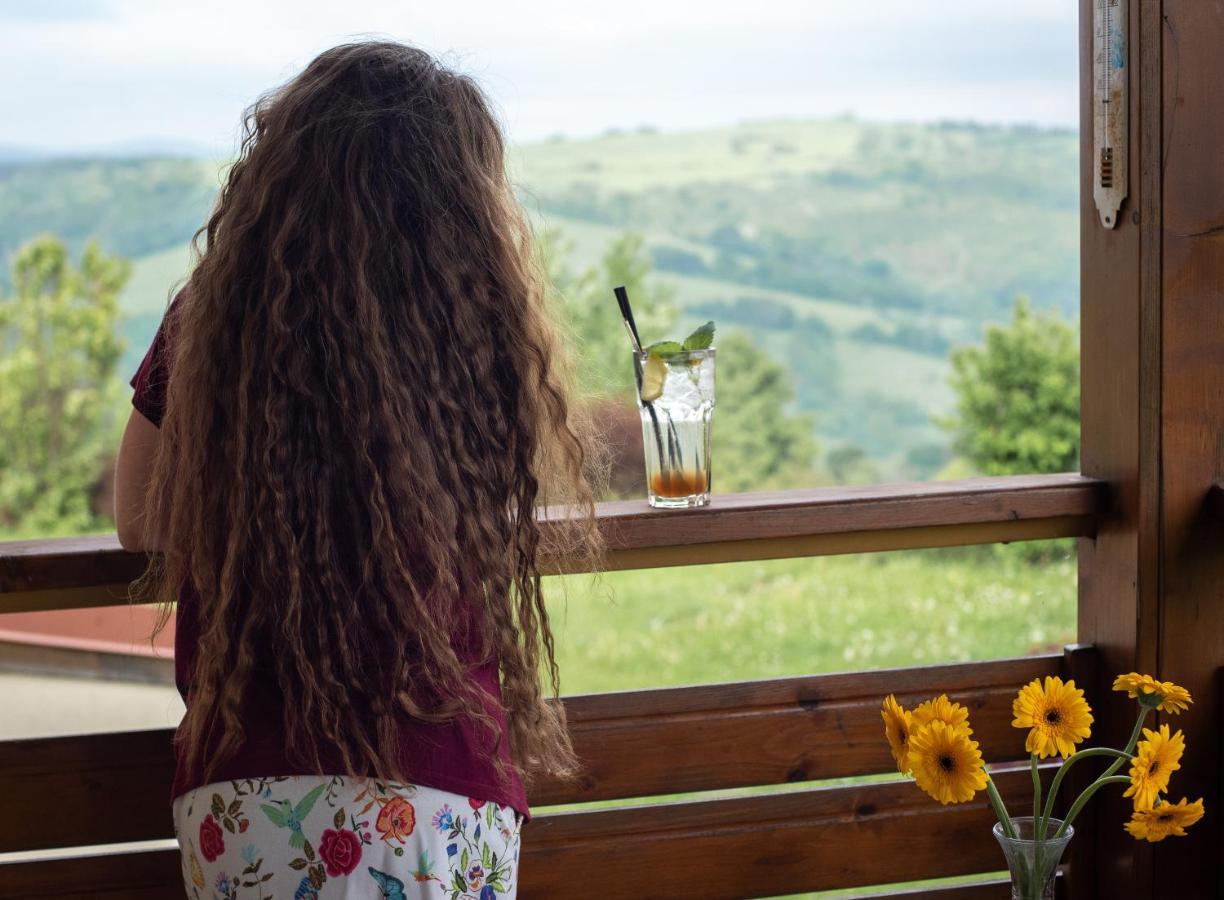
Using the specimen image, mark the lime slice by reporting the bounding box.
[640,355,667,402]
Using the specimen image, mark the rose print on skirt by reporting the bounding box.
[173,776,522,899]
[198,814,226,862]
[319,828,363,877]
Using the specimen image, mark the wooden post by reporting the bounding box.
[1079,1,1224,897]
[1077,1,1159,897]
[1152,3,1224,894]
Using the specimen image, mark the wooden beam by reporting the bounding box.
[1076,0,1163,896]
[1081,1,1224,896]
[0,474,1105,613]
[530,653,1072,806]
[0,767,1051,900]
[0,845,181,900]
[523,765,1051,897]
[1153,2,1224,893]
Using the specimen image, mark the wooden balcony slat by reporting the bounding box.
[536,652,1073,805]
[0,474,1105,613]
[0,846,181,900]
[0,651,1085,854]
[0,767,1046,900]
[523,765,1049,897]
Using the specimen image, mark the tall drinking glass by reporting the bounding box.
[635,349,715,508]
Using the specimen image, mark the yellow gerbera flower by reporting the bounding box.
[1153,681,1193,714]
[881,695,914,774]
[1112,673,1193,714]
[1124,724,1185,810]
[1124,797,1205,842]
[1011,676,1093,758]
[1113,672,1155,695]
[911,694,973,737]
[907,720,988,805]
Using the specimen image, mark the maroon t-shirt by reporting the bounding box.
[131,298,529,817]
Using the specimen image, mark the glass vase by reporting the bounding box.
[992,817,1073,900]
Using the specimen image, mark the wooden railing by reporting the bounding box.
[0,474,1105,899]
[1,473,1103,612]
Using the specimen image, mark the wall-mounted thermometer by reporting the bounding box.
[1093,0,1128,228]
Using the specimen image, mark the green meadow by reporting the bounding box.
[549,543,1076,695]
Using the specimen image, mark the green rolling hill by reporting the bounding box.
[0,118,1078,477]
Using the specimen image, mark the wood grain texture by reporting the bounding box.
[0,769,1050,900]
[562,474,1104,552]
[1076,0,1163,896]
[579,516,1097,575]
[0,730,178,853]
[1154,2,1224,894]
[520,765,1050,897]
[0,846,181,900]
[0,653,1074,853]
[0,475,1105,612]
[533,653,1070,806]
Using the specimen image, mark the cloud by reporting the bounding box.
[0,0,1079,152]
[0,0,113,22]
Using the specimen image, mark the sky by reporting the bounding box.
[0,0,1079,156]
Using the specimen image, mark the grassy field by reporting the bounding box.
[548,543,1076,695]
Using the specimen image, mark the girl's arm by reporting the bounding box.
[113,408,163,552]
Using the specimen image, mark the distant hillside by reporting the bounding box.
[0,118,1079,475]
[512,118,1079,321]
[0,156,218,261]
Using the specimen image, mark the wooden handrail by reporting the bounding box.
[0,473,1105,613]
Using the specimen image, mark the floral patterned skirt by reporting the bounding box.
[172,776,522,899]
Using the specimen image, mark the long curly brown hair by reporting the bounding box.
[138,41,601,790]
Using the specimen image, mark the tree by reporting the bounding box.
[540,229,678,398]
[826,443,878,484]
[0,235,129,535]
[943,298,1079,476]
[712,332,817,491]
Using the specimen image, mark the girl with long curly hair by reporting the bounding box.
[114,41,601,898]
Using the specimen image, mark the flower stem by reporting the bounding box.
[986,775,1017,839]
[1038,747,1131,835]
[1029,754,1044,881]
[1030,754,1042,825]
[1055,775,1131,838]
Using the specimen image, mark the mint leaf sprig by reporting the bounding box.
[644,321,715,360]
[683,321,715,350]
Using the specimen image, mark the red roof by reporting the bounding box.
[0,606,175,659]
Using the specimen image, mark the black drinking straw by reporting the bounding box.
[614,285,643,353]
[613,286,668,491]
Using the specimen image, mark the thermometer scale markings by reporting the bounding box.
[1093,0,1127,228]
